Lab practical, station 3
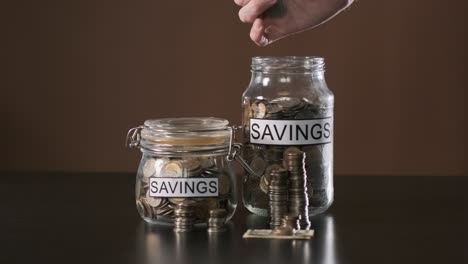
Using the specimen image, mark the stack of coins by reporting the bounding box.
[207,209,227,233]
[281,213,301,230]
[268,168,289,228]
[264,146,285,164]
[283,147,310,228]
[173,200,196,232]
[259,164,282,194]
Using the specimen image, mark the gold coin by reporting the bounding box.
[169,197,187,204]
[283,147,303,156]
[182,159,201,171]
[161,161,183,177]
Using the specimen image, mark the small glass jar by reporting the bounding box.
[127,117,238,225]
[241,56,334,217]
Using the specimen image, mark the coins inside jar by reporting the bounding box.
[243,96,333,216]
[136,155,233,224]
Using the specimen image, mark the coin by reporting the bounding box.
[200,157,215,169]
[139,197,155,219]
[283,147,303,157]
[256,102,266,118]
[268,168,289,228]
[154,158,170,177]
[169,197,186,204]
[161,161,183,177]
[272,226,293,236]
[174,201,196,232]
[270,97,301,110]
[181,159,203,177]
[142,158,157,178]
[207,208,227,233]
[193,198,218,220]
[266,103,281,114]
[146,190,165,207]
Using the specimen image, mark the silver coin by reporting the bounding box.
[142,158,157,178]
[256,102,266,118]
[154,158,170,177]
[266,103,282,114]
[169,197,186,204]
[146,190,165,207]
[270,97,301,110]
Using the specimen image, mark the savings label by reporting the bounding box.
[149,177,218,197]
[249,118,333,145]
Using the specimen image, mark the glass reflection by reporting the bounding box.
[135,213,336,264]
[245,213,336,264]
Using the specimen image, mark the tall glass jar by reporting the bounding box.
[241,56,334,217]
[127,117,237,225]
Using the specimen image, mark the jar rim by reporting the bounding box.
[144,117,229,132]
[251,56,325,73]
[138,117,232,154]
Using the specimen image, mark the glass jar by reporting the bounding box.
[241,56,334,217]
[127,117,237,225]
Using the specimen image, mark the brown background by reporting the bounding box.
[1,0,467,175]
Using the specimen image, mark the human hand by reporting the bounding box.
[234,0,354,46]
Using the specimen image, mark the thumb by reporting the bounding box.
[250,18,271,46]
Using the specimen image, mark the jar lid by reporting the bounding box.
[131,117,232,155]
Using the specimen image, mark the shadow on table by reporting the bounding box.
[135,214,337,264]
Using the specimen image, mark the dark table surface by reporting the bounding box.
[0,172,466,264]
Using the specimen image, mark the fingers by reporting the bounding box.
[250,18,270,46]
[239,0,277,23]
[233,0,250,7]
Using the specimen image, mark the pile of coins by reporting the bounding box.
[248,97,323,120]
[283,147,310,228]
[136,196,173,220]
[207,209,228,233]
[174,201,196,232]
[268,168,289,228]
[136,155,233,224]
